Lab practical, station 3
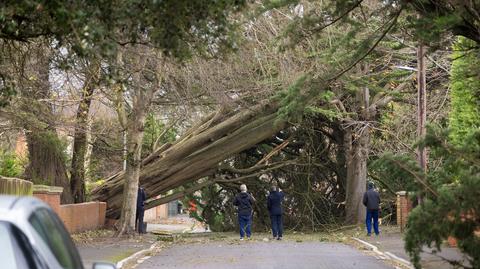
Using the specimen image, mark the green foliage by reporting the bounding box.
[370,153,418,193]
[406,13,462,47]
[380,126,480,268]
[305,105,340,121]
[277,75,310,122]
[142,113,177,157]
[184,191,206,223]
[449,37,480,145]
[0,0,247,121]
[182,183,238,232]
[0,151,23,177]
[0,0,246,58]
[405,1,480,46]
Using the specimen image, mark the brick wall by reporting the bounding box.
[396,191,412,232]
[59,201,107,233]
[32,185,107,233]
[33,185,63,215]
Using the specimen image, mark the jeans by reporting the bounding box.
[366,209,379,235]
[270,215,283,238]
[238,215,251,238]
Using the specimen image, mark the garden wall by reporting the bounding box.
[32,185,106,233]
[59,201,106,233]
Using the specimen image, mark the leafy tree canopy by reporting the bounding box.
[0,0,246,57]
[449,37,480,145]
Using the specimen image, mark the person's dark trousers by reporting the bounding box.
[136,207,145,233]
[366,209,379,235]
[238,215,251,238]
[270,215,283,238]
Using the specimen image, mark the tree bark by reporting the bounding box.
[415,44,427,205]
[21,43,73,203]
[416,44,427,172]
[24,131,73,203]
[344,127,369,224]
[345,87,370,224]
[115,48,159,235]
[70,63,98,203]
[116,106,149,235]
[84,119,94,184]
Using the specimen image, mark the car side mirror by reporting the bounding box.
[93,262,116,269]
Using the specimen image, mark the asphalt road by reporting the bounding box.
[137,241,394,269]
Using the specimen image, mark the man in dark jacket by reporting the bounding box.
[136,187,147,233]
[363,182,380,236]
[233,184,255,240]
[267,185,285,240]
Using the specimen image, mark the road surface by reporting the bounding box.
[137,241,394,269]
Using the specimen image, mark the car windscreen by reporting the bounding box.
[0,221,32,269]
[28,208,84,269]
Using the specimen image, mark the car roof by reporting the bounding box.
[0,195,48,218]
[0,195,21,211]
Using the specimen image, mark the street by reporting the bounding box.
[137,241,394,269]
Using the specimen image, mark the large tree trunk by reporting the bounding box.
[24,131,73,203]
[70,75,96,203]
[344,127,369,224]
[91,102,285,219]
[345,87,370,224]
[21,42,73,203]
[114,47,160,235]
[116,107,148,235]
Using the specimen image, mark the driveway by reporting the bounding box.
[137,241,394,269]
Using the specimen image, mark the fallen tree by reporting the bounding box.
[91,101,286,218]
[144,159,298,210]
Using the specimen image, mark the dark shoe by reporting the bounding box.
[367,233,372,236]
[277,237,282,240]
[375,233,380,236]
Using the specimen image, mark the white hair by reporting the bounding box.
[240,184,247,192]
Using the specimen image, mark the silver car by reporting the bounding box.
[0,195,116,269]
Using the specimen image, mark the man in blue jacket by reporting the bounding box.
[267,185,285,240]
[362,182,380,236]
[233,184,255,240]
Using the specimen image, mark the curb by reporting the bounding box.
[352,237,414,269]
[384,251,413,267]
[116,241,159,269]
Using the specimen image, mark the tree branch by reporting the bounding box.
[328,7,404,81]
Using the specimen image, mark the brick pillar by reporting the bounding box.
[33,185,64,215]
[98,202,107,227]
[396,191,412,232]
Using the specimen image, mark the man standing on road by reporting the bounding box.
[136,186,147,233]
[362,182,380,236]
[233,184,255,240]
[267,185,285,240]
